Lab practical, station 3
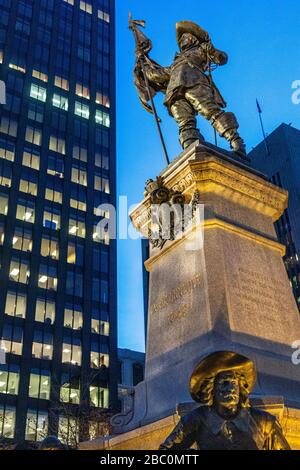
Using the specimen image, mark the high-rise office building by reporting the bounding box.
[0,0,117,447]
[249,123,300,312]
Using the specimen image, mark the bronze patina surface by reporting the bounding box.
[131,20,247,158]
[160,351,290,450]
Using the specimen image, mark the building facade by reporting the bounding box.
[0,0,117,446]
[249,123,300,311]
[118,348,145,412]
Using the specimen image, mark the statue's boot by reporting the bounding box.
[180,127,205,150]
[211,111,247,159]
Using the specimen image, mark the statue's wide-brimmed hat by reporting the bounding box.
[189,351,257,403]
[176,21,209,45]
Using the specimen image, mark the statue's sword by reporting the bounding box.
[129,12,170,166]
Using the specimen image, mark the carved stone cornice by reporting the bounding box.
[188,157,288,220]
[130,149,288,236]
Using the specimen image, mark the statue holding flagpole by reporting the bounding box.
[129,16,247,160]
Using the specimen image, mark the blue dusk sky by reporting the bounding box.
[116,0,300,352]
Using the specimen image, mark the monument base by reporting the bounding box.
[79,142,300,450]
[79,398,300,450]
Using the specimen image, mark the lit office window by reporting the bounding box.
[93,224,110,246]
[0,193,8,215]
[60,374,80,404]
[9,258,30,284]
[32,70,48,83]
[95,92,110,108]
[90,352,109,369]
[1,325,23,356]
[43,207,61,230]
[0,51,3,64]
[25,126,42,146]
[19,177,38,196]
[75,101,90,120]
[58,416,78,447]
[16,198,35,223]
[67,241,84,265]
[94,175,110,194]
[25,410,48,442]
[29,370,51,400]
[49,135,66,154]
[8,63,26,73]
[0,163,11,188]
[91,311,109,336]
[45,186,63,204]
[80,1,92,14]
[73,145,87,162]
[69,218,86,238]
[32,331,53,360]
[40,236,59,260]
[71,166,87,186]
[30,84,47,102]
[22,148,40,170]
[70,187,87,212]
[54,76,69,91]
[47,154,64,177]
[0,365,20,395]
[76,84,90,100]
[35,298,55,324]
[97,10,110,23]
[94,200,110,218]
[38,264,57,291]
[95,110,110,128]
[52,94,68,111]
[12,227,32,252]
[0,222,4,245]
[0,139,15,161]
[63,0,74,5]
[90,387,109,408]
[5,291,26,319]
[64,304,83,330]
[62,338,82,366]
[0,117,18,137]
[0,406,16,439]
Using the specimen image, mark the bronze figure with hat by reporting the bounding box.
[130,19,247,159]
[160,351,290,450]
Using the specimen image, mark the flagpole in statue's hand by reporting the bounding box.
[129,12,170,166]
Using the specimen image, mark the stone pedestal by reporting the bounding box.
[80,143,300,450]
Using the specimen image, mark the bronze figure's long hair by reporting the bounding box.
[197,373,251,408]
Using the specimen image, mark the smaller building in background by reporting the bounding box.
[117,348,145,411]
[249,123,300,311]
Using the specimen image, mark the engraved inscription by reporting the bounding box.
[165,304,189,326]
[151,273,201,314]
[231,267,288,324]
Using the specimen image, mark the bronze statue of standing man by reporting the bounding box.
[130,19,247,160]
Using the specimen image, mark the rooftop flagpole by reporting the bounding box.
[256,99,270,157]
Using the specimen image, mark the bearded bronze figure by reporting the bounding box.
[160,351,290,450]
[131,20,247,159]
